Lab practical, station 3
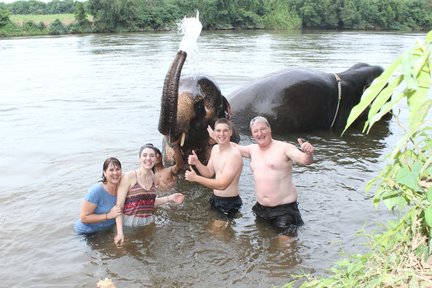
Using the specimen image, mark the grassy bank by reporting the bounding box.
[10,13,76,26]
[1,13,93,37]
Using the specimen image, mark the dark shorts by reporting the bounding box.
[209,194,242,219]
[252,201,304,236]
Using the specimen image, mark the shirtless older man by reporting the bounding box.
[185,118,243,219]
[236,116,314,235]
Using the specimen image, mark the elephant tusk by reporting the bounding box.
[180,132,186,147]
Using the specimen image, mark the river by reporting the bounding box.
[0,30,426,287]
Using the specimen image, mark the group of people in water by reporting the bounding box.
[74,116,315,244]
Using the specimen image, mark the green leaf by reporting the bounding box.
[427,187,432,203]
[401,52,416,91]
[343,56,401,134]
[395,166,422,191]
[407,64,431,131]
[365,75,404,132]
[382,193,407,212]
[426,30,432,46]
[424,207,432,227]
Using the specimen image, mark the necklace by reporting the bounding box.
[137,169,153,190]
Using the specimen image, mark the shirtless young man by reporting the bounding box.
[235,116,314,236]
[185,118,243,219]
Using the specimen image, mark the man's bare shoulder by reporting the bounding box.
[210,144,221,155]
[229,143,243,156]
[274,139,296,149]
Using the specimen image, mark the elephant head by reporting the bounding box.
[334,63,385,127]
[158,51,239,166]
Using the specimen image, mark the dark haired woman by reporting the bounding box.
[74,157,123,234]
[114,144,184,246]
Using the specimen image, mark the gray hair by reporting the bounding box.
[249,116,270,130]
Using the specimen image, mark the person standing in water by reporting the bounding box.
[74,157,123,234]
[234,116,314,236]
[185,118,243,223]
[114,144,184,246]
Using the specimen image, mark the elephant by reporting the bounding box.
[228,63,385,133]
[158,51,239,166]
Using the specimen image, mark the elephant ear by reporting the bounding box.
[197,77,224,116]
[220,96,232,120]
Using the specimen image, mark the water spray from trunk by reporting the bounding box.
[177,11,202,77]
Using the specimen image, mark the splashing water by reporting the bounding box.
[177,11,202,75]
[178,11,202,53]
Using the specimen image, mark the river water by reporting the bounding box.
[0,31,426,287]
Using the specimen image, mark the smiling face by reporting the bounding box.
[214,122,233,145]
[139,147,156,169]
[103,162,122,185]
[250,117,272,147]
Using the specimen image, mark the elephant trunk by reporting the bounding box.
[158,51,187,142]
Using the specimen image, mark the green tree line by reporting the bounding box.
[1,0,75,14]
[0,0,431,35]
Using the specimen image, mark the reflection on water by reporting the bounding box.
[0,31,425,287]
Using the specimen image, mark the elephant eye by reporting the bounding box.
[195,101,205,118]
[195,101,205,112]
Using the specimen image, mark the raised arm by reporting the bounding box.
[188,149,215,178]
[185,150,242,190]
[285,138,314,165]
[231,142,251,158]
[170,144,184,175]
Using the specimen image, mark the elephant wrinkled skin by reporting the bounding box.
[158,51,239,166]
[228,63,384,133]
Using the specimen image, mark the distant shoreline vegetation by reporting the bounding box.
[1,0,431,36]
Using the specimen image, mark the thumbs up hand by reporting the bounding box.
[298,138,314,154]
[188,150,199,166]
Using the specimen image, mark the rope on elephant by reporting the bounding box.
[331,73,342,128]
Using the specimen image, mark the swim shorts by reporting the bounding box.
[209,194,242,219]
[252,201,304,236]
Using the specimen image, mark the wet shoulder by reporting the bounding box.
[121,170,138,184]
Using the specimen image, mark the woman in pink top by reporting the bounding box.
[114,144,184,246]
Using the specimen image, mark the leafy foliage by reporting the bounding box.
[287,31,432,288]
[2,0,431,34]
[48,17,67,34]
[0,7,10,27]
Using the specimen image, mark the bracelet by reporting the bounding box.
[105,213,108,221]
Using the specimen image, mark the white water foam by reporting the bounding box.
[177,11,202,76]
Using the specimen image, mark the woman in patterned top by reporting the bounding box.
[114,144,184,246]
